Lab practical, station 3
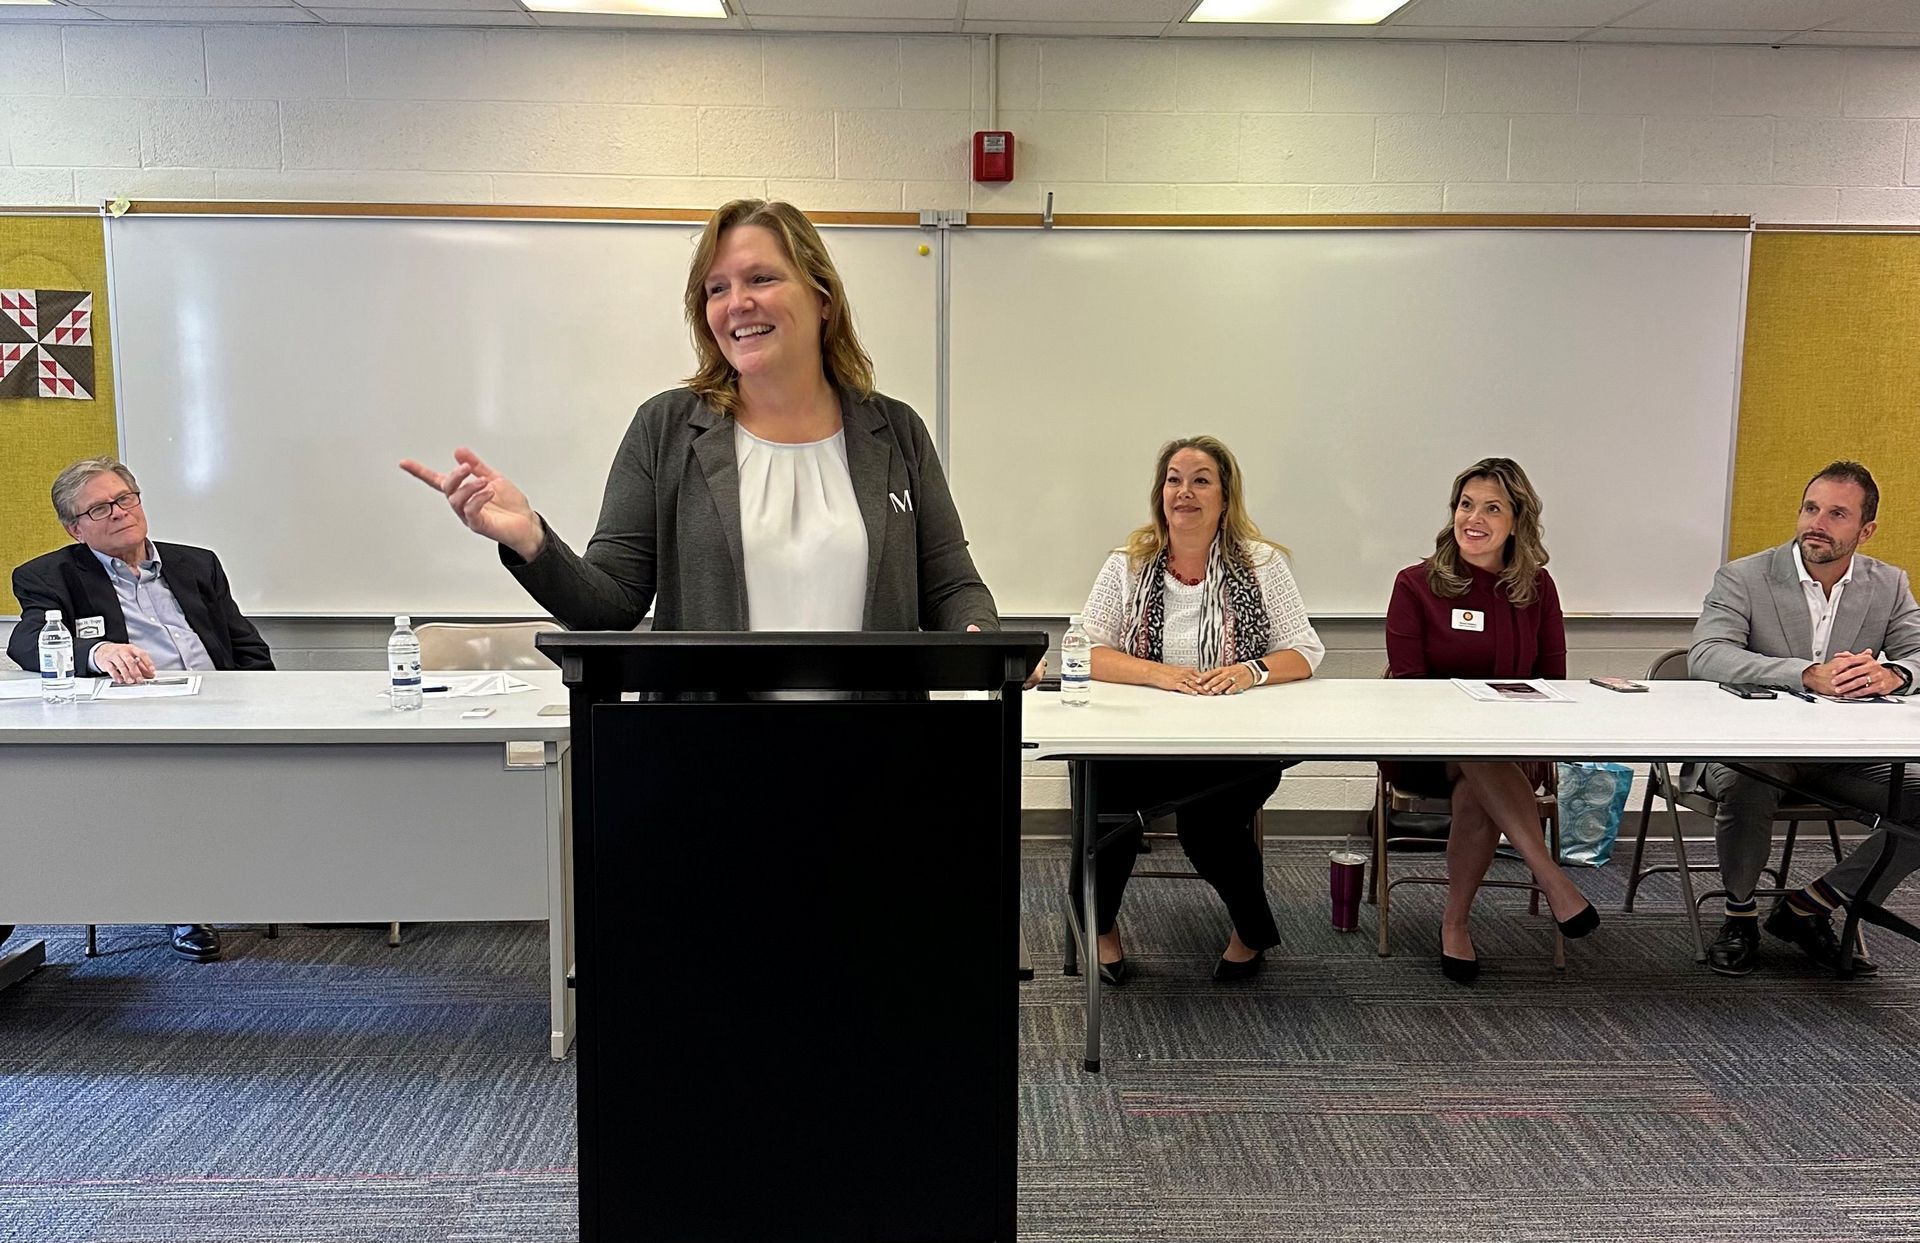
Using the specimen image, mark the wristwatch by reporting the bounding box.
[1246,657,1270,686]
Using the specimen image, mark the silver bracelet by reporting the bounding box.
[1244,661,1269,687]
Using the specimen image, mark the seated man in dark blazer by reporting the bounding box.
[1689,460,1920,978]
[7,456,273,962]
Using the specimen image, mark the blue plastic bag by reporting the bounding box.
[1555,761,1633,866]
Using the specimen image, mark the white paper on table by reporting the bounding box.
[381,673,538,699]
[439,673,535,697]
[95,675,201,700]
[0,678,103,701]
[1451,678,1572,704]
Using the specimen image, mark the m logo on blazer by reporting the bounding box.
[890,489,914,513]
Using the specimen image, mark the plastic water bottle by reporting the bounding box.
[1061,614,1092,707]
[39,610,75,704]
[388,615,422,711]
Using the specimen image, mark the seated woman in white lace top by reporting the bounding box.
[1073,435,1325,985]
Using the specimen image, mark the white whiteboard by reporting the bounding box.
[945,227,1749,617]
[109,216,939,615]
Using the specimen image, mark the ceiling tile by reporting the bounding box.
[98,6,317,16]
[81,0,290,7]
[309,6,535,21]
[960,18,1170,34]
[1162,20,1375,35]
[1582,27,1797,43]
[736,0,953,15]
[0,5,109,17]
[1785,28,1920,45]
[527,8,744,22]
[1392,0,1641,26]
[1618,0,1882,32]
[308,0,520,9]
[1375,24,1572,39]
[967,0,1184,19]
[1816,0,1920,32]
[746,12,951,25]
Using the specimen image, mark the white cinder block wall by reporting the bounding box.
[6,24,1893,823]
[2,27,1920,218]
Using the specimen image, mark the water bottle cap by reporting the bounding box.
[395,615,411,627]
[1068,614,1082,627]
[45,610,61,622]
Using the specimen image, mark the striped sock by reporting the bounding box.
[1725,897,1758,919]
[1786,879,1844,917]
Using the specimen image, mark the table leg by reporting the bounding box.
[547,743,575,1061]
[1073,760,1102,1073]
[1653,763,1707,962]
[1017,925,1033,982]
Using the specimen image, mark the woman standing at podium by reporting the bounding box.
[1074,436,1324,984]
[1383,457,1595,982]
[401,199,1002,637]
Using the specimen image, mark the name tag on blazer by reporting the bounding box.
[1451,608,1485,632]
[76,615,107,640]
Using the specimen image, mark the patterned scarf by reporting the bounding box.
[1125,536,1271,669]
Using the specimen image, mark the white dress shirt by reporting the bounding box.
[1792,541,1854,663]
[734,423,868,631]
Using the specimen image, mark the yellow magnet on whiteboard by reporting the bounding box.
[918,244,930,256]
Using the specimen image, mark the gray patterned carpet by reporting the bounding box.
[3,838,1919,1242]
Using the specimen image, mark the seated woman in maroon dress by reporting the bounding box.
[1383,457,1597,982]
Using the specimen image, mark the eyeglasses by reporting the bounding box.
[80,491,142,523]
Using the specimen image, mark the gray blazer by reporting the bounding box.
[1688,540,1920,690]
[505,386,1000,633]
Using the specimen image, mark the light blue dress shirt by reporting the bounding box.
[86,543,217,674]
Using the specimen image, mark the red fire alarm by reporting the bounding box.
[973,130,1014,183]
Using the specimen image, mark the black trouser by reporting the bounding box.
[1070,760,1290,951]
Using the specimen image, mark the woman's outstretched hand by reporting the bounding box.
[400,448,545,561]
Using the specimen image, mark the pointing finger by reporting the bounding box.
[399,459,448,490]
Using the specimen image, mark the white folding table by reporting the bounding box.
[0,670,576,1059]
[1026,679,1920,1070]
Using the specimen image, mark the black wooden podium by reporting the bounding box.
[539,631,1047,1243]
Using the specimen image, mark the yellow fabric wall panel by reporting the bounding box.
[1733,233,1920,574]
[0,215,118,617]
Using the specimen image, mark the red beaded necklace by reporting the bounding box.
[1168,565,1204,587]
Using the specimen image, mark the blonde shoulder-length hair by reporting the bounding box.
[1425,456,1550,607]
[1121,435,1286,569]
[681,199,875,418]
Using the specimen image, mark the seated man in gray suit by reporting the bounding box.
[7,456,274,963]
[1690,460,1920,976]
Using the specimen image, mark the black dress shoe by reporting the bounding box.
[1707,917,1759,975]
[1098,956,1129,986]
[171,924,221,962]
[1212,951,1263,982]
[1763,903,1878,977]
[1556,902,1600,939]
[1440,953,1480,983]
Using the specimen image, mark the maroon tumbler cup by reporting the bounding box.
[1329,850,1366,932]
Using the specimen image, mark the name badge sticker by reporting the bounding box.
[1451,608,1485,633]
[76,615,106,640]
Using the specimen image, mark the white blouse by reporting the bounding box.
[734,423,868,631]
[1080,543,1325,671]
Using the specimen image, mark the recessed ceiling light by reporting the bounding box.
[521,0,726,15]
[1187,0,1412,23]
[0,1,60,7]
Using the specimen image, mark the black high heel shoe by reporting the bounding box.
[1556,902,1600,939]
[1212,950,1263,983]
[1440,953,1480,983]
[1098,955,1129,986]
